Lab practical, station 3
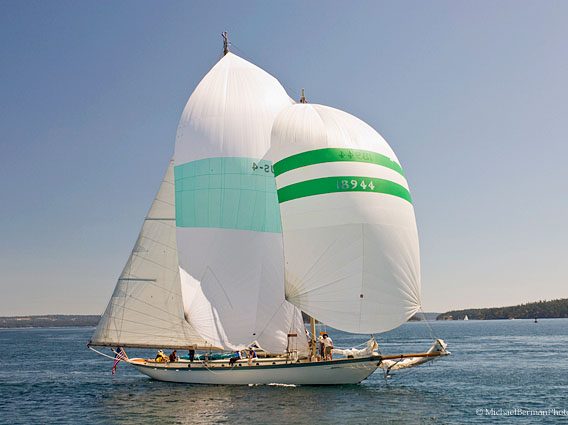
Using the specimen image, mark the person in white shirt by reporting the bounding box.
[322,333,334,360]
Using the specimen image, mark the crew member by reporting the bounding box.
[322,334,334,360]
[169,350,178,362]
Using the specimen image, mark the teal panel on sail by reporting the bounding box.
[174,157,282,233]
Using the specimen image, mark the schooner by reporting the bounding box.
[88,34,449,385]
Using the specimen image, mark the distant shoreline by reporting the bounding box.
[437,298,568,321]
[0,315,100,329]
[2,302,567,329]
[2,316,567,331]
[2,314,445,328]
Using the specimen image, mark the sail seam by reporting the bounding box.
[136,232,177,252]
[117,275,182,298]
[101,314,189,334]
[109,297,186,323]
[174,157,282,232]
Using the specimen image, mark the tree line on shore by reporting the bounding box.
[437,298,568,320]
[0,315,100,328]
[3,299,567,328]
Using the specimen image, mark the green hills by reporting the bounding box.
[0,315,100,328]
[437,298,568,320]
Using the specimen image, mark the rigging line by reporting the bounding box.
[97,330,200,345]
[119,272,183,299]
[102,314,189,335]
[201,361,222,375]
[151,193,175,205]
[111,348,129,360]
[290,275,358,302]
[102,315,184,336]
[251,262,264,338]
[358,223,364,330]
[126,297,191,327]
[117,281,185,313]
[288,231,355,300]
[89,346,120,361]
[127,256,176,276]
[253,299,287,341]
[129,242,175,262]
[202,266,233,309]
[131,236,177,256]
[333,339,370,350]
[419,306,438,341]
[93,327,194,341]
[109,298,185,324]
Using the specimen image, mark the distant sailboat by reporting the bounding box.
[88,33,449,385]
[464,315,469,321]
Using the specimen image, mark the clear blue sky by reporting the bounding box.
[1,1,566,315]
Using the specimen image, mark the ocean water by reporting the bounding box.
[1,319,567,424]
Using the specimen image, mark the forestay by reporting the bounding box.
[91,160,211,349]
[174,52,307,353]
[269,104,421,334]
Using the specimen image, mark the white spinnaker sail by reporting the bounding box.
[174,52,307,353]
[91,160,212,349]
[269,104,421,334]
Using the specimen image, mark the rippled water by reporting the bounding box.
[1,319,567,424]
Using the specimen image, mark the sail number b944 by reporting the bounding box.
[337,178,375,191]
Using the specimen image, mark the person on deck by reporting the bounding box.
[169,350,178,362]
[155,350,168,362]
[322,334,334,360]
[188,349,195,362]
[318,334,325,360]
[229,351,241,366]
[247,348,257,366]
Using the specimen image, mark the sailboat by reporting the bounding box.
[88,34,449,385]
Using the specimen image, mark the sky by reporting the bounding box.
[1,1,566,316]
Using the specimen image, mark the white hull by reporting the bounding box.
[128,356,381,385]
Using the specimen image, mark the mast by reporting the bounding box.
[309,316,317,359]
[299,88,307,104]
[222,31,229,56]
[300,88,316,359]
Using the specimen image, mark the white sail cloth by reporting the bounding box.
[269,104,421,334]
[332,338,378,359]
[379,339,449,371]
[91,161,210,349]
[174,52,307,354]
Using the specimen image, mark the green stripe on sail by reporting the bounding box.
[277,176,412,204]
[174,157,282,233]
[273,148,404,177]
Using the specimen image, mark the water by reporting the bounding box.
[1,319,567,424]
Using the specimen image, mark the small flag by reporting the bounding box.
[111,358,120,375]
[112,347,126,375]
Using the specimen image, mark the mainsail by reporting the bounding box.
[269,103,421,334]
[91,160,212,349]
[174,52,307,353]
